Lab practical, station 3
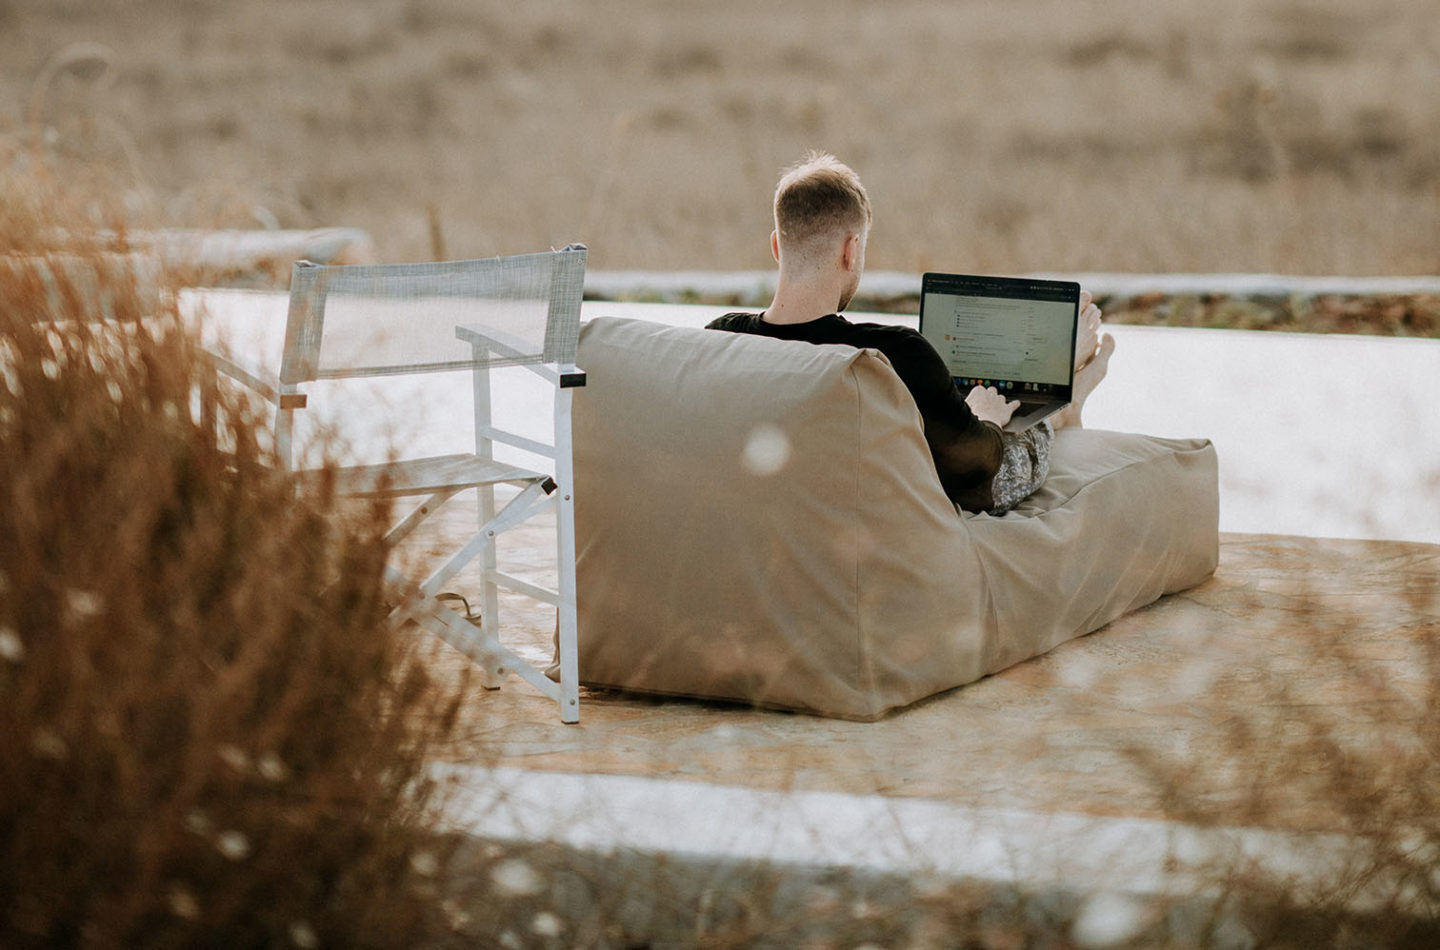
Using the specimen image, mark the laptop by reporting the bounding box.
[917,273,1080,433]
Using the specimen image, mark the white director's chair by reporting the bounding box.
[210,245,587,722]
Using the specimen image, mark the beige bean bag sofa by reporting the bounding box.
[570,316,1219,720]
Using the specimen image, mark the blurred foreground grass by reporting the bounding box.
[0,171,475,947]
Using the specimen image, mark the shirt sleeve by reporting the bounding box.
[985,419,1053,515]
[877,332,1009,513]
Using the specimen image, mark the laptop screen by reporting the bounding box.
[918,274,1078,398]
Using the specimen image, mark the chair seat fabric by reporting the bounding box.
[571,317,1220,720]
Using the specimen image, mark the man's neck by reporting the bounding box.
[762,276,844,326]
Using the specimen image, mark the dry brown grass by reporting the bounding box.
[1,0,1436,276]
[0,174,473,947]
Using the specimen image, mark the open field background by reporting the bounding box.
[1,0,1437,276]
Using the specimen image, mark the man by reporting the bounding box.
[707,152,1115,514]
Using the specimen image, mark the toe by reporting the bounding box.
[1091,333,1116,375]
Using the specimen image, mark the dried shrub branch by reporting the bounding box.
[0,174,470,947]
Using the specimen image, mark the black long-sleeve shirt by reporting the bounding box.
[706,312,1049,513]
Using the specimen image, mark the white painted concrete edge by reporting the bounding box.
[437,765,1425,916]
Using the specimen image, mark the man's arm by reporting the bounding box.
[963,384,1051,513]
[880,333,1014,512]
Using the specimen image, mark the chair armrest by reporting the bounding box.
[202,346,287,406]
[455,322,574,385]
[454,321,535,362]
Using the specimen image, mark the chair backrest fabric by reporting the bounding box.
[279,245,587,385]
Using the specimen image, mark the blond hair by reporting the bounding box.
[773,152,872,262]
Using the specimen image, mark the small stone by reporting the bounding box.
[65,589,103,621]
[257,752,289,782]
[217,745,250,773]
[0,626,24,662]
[491,858,544,897]
[32,729,68,760]
[167,885,200,920]
[441,899,472,931]
[289,921,319,948]
[409,850,440,877]
[1072,892,1152,947]
[531,911,563,937]
[215,830,251,861]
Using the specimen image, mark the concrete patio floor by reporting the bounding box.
[433,518,1439,811]
[422,512,1437,943]
[192,291,1440,939]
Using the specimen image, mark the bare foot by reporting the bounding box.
[1074,291,1103,374]
[1054,332,1114,429]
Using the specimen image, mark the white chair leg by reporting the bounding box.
[476,484,504,690]
[473,362,504,690]
[554,384,580,723]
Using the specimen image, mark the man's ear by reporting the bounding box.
[770,230,781,264]
[841,232,862,271]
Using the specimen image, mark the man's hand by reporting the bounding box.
[965,385,1018,427]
